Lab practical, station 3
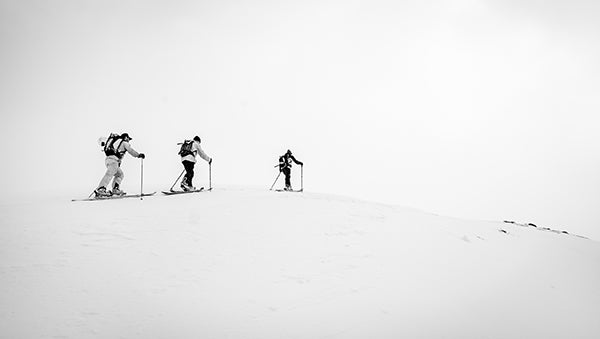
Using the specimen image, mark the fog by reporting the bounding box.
[1,0,599,239]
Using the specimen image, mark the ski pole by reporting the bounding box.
[209,162,212,191]
[301,164,304,192]
[270,171,281,190]
[140,158,144,200]
[169,169,185,192]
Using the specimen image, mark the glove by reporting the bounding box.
[138,153,145,159]
[299,162,304,166]
[209,158,213,165]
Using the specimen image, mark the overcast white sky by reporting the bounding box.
[1,0,599,239]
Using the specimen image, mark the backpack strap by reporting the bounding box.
[113,138,125,158]
[104,134,125,158]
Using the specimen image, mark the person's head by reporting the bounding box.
[193,136,201,143]
[120,133,132,142]
[286,149,292,156]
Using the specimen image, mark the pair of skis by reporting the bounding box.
[274,189,303,193]
[71,192,157,202]
[163,166,212,195]
[72,187,210,202]
[161,187,211,195]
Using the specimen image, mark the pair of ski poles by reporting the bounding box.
[270,164,303,191]
[168,162,212,191]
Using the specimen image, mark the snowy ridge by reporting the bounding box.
[1,187,599,338]
[503,220,589,239]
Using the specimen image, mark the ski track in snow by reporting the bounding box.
[0,187,599,338]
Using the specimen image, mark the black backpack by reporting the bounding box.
[279,155,291,170]
[178,140,194,157]
[103,133,123,157]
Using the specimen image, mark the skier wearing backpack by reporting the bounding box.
[179,136,212,191]
[95,133,145,197]
[279,149,303,191]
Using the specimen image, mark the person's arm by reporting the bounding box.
[195,144,211,163]
[124,142,143,158]
[291,155,303,166]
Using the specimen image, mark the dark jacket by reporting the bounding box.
[279,154,303,171]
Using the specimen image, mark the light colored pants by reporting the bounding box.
[97,157,123,189]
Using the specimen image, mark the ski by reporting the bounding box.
[72,192,157,202]
[162,187,211,195]
[274,189,303,193]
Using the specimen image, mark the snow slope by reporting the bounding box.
[1,187,599,338]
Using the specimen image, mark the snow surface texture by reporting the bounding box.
[1,187,599,339]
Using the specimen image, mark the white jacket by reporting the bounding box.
[181,140,210,163]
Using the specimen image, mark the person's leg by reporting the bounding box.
[186,162,195,187]
[181,162,189,189]
[182,161,195,190]
[112,165,125,194]
[97,159,118,188]
[283,167,291,189]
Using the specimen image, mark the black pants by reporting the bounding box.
[282,167,291,187]
[182,160,195,186]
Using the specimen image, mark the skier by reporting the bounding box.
[95,133,145,197]
[180,136,212,191]
[279,149,303,191]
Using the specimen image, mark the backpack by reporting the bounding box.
[103,133,123,157]
[279,155,291,170]
[178,140,194,157]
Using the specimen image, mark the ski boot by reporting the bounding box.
[181,182,192,192]
[94,186,112,198]
[111,184,126,196]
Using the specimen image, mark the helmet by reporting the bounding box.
[193,136,201,142]
[120,133,132,140]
